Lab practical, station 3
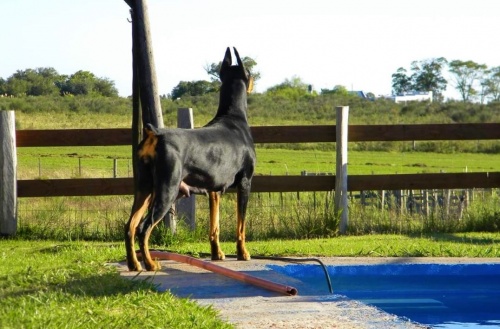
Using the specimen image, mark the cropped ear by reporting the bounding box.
[233,47,248,80]
[220,47,232,81]
[247,76,254,94]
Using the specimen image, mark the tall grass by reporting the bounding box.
[16,189,499,246]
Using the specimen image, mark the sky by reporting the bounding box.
[2,0,500,99]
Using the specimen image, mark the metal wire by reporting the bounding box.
[192,252,334,294]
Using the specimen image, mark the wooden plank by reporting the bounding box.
[251,126,335,143]
[16,123,500,147]
[252,175,335,192]
[16,129,131,147]
[349,123,500,141]
[17,172,500,198]
[17,178,134,197]
[349,172,500,190]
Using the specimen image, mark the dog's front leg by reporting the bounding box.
[236,184,251,261]
[209,192,225,260]
[124,192,151,271]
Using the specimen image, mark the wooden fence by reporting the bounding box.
[15,122,500,197]
[2,108,500,236]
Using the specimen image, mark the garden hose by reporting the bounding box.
[175,251,334,294]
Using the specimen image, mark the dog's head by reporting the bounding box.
[220,47,253,94]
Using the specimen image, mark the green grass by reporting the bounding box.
[17,146,500,179]
[0,240,232,329]
[170,232,500,258]
[1,234,499,328]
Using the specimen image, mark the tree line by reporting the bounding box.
[2,56,500,104]
[0,68,118,97]
[391,58,500,103]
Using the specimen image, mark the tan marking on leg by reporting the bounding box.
[209,192,225,260]
[236,190,250,261]
[141,223,161,271]
[125,192,151,271]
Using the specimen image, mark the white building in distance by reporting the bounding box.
[392,91,433,103]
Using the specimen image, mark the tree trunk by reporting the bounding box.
[125,0,164,129]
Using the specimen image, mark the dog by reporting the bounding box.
[125,47,255,271]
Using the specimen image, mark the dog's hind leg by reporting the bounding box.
[209,192,225,261]
[138,180,179,271]
[236,178,252,261]
[124,191,151,271]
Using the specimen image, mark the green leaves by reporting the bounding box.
[0,68,118,97]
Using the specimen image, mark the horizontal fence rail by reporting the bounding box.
[17,173,500,198]
[16,123,500,146]
[15,123,500,198]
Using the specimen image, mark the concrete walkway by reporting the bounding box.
[116,256,478,328]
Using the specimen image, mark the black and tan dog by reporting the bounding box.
[125,47,255,271]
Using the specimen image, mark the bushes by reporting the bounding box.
[2,93,499,154]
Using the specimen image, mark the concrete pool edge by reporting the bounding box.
[116,257,500,328]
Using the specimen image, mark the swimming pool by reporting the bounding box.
[268,263,500,328]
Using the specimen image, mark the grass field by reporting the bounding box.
[1,234,499,328]
[7,114,500,328]
[17,145,500,179]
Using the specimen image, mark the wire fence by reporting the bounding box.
[15,156,500,240]
[16,187,499,242]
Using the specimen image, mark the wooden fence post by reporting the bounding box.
[0,111,17,236]
[176,108,196,230]
[335,106,349,234]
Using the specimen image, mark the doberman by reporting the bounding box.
[125,47,255,271]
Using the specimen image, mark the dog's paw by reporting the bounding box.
[145,261,161,272]
[211,250,225,261]
[127,260,143,272]
[237,248,251,261]
[237,252,251,261]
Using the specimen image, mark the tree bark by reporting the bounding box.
[125,0,164,128]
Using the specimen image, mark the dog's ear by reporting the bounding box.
[233,47,248,80]
[234,47,252,92]
[220,47,232,81]
[247,76,254,94]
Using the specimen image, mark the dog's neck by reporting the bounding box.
[215,79,248,121]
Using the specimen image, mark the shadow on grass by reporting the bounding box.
[407,233,500,246]
[1,270,156,300]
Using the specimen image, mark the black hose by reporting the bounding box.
[189,252,334,294]
[250,255,334,294]
[159,250,334,294]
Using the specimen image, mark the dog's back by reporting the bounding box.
[144,47,255,194]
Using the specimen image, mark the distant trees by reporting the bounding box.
[57,70,118,97]
[2,68,60,96]
[321,85,349,96]
[0,68,118,97]
[266,76,314,99]
[483,66,500,102]
[391,68,413,94]
[170,80,218,100]
[391,57,448,100]
[392,58,500,103]
[204,56,261,84]
[448,60,488,103]
[171,55,261,99]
